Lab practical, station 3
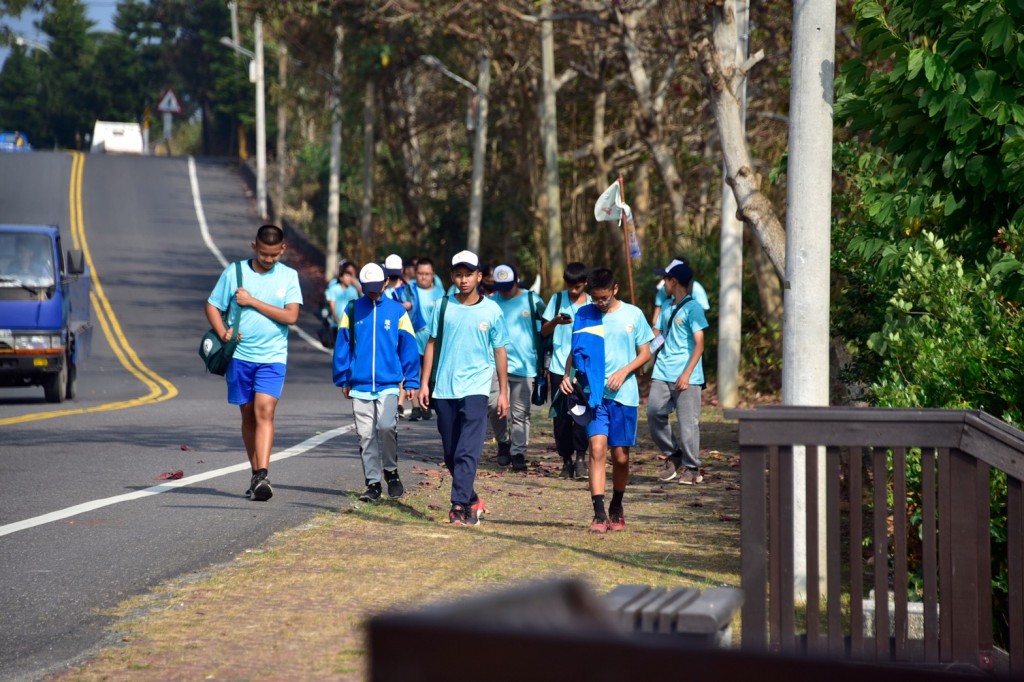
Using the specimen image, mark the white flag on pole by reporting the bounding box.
[594,181,622,222]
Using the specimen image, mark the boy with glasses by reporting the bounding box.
[560,268,653,532]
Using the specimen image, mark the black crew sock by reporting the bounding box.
[256,467,268,478]
[610,489,624,513]
[592,495,607,520]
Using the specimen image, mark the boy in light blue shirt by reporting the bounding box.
[540,261,591,479]
[488,264,545,472]
[407,257,445,421]
[649,260,709,485]
[205,224,303,502]
[560,267,653,533]
[419,251,509,526]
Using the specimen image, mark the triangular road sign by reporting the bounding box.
[156,88,182,114]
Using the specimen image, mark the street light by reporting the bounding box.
[14,35,52,56]
[219,19,267,222]
[420,52,490,254]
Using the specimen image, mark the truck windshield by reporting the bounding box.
[0,233,56,295]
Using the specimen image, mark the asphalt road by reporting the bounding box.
[0,151,437,680]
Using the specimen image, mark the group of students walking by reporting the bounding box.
[205,224,709,532]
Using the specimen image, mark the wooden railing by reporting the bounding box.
[725,407,1024,675]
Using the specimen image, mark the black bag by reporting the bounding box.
[528,291,550,406]
[199,261,243,376]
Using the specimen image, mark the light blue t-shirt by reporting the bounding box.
[653,297,709,386]
[429,296,508,399]
[493,290,544,378]
[542,290,591,375]
[655,280,711,312]
[596,302,654,407]
[208,260,303,365]
[415,285,446,354]
[325,281,359,325]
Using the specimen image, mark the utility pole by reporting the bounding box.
[717,0,749,409]
[254,15,267,221]
[467,51,490,254]
[275,42,288,226]
[783,0,835,597]
[540,0,564,290]
[229,2,239,52]
[325,26,344,281]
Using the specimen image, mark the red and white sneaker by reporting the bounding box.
[608,510,626,531]
[589,517,610,534]
[470,496,487,521]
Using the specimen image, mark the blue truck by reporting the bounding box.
[0,225,92,402]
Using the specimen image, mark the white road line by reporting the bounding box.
[0,424,356,537]
[188,156,330,354]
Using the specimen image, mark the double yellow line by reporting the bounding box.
[0,152,178,426]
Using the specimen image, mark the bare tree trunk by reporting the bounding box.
[274,44,287,226]
[696,5,786,278]
[540,0,564,290]
[325,26,343,281]
[618,8,690,245]
[359,78,375,252]
[746,228,783,326]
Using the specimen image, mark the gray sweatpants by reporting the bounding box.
[488,373,532,457]
[647,379,702,470]
[352,393,399,484]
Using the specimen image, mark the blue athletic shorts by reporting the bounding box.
[587,398,638,447]
[227,359,286,405]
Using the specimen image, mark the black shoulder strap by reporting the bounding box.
[429,296,450,391]
[662,294,692,342]
[556,291,565,314]
[346,300,356,353]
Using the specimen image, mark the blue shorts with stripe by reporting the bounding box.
[587,397,638,447]
[227,359,286,405]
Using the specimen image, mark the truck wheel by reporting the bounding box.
[65,359,77,400]
[44,364,67,403]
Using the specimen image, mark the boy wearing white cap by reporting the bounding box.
[648,259,709,485]
[419,250,509,525]
[333,262,421,501]
[488,263,545,472]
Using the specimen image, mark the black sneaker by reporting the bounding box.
[384,470,404,498]
[559,458,575,479]
[496,442,512,466]
[511,454,527,472]
[407,407,422,422]
[422,407,432,421]
[251,473,273,501]
[245,471,258,497]
[359,481,383,502]
[574,452,589,480]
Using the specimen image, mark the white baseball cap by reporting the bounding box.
[492,264,518,291]
[359,262,387,294]
[451,250,480,271]
[383,254,403,276]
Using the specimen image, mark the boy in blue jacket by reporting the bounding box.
[333,262,421,502]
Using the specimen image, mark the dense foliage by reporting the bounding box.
[834,0,1024,425]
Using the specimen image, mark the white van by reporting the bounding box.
[90,121,144,154]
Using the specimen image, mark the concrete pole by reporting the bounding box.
[783,0,835,598]
[359,78,375,248]
[275,43,288,226]
[254,15,267,221]
[229,2,239,54]
[717,0,749,409]
[467,51,490,254]
[540,0,564,290]
[325,26,344,281]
